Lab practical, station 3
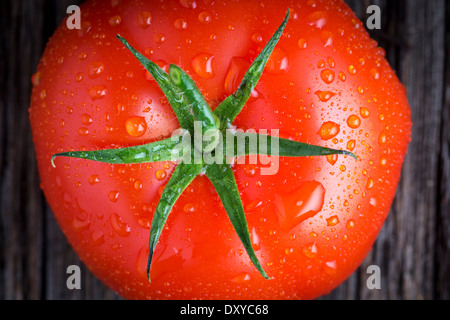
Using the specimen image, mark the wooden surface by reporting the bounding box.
[0,0,449,300]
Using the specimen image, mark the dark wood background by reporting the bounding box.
[1,0,449,300]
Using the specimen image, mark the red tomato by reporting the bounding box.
[29,0,411,299]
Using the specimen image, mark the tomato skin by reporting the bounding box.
[29,0,411,299]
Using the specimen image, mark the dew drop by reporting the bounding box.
[135,247,149,279]
[338,71,346,82]
[266,47,290,74]
[155,169,167,181]
[134,179,143,191]
[346,219,355,229]
[274,181,326,231]
[302,242,318,258]
[298,38,307,49]
[75,72,83,82]
[88,61,105,78]
[318,121,340,140]
[251,227,260,251]
[231,273,251,284]
[198,11,211,24]
[78,127,89,136]
[88,85,108,100]
[306,11,327,29]
[108,190,120,202]
[109,15,122,26]
[90,230,105,245]
[320,69,335,84]
[174,18,187,30]
[324,260,337,275]
[366,177,374,190]
[110,213,131,236]
[81,113,93,126]
[326,154,338,166]
[370,68,380,80]
[137,11,152,28]
[347,115,361,129]
[378,132,387,145]
[224,57,251,95]
[154,33,165,44]
[315,90,336,102]
[347,139,356,151]
[348,65,357,75]
[252,33,263,43]
[31,72,41,86]
[88,175,100,185]
[125,116,147,137]
[326,215,340,226]
[179,0,197,9]
[191,53,215,79]
[360,107,370,118]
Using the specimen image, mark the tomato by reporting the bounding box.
[29,0,411,300]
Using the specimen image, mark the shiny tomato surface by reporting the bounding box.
[29,0,411,299]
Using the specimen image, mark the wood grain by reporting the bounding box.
[0,0,448,300]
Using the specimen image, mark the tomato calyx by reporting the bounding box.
[51,9,357,282]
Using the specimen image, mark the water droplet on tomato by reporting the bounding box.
[81,113,93,126]
[306,11,327,29]
[88,61,105,78]
[174,18,187,30]
[179,0,197,9]
[224,57,251,95]
[326,215,340,226]
[266,47,290,74]
[324,260,337,275]
[108,190,120,202]
[251,227,260,251]
[198,11,211,24]
[320,69,335,84]
[370,68,380,80]
[109,15,121,26]
[360,107,370,118]
[134,179,143,191]
[298,38,307,49]
[137,11,152,28]
[347,115,361,129]
[348,65,357,75]
[31,72,41,86]
[125,116,147,137]
[88,85,108,100]
[154,33,165,44]
[155,169,167,181]
[326,154,338,165]
[88,175,100,185]
[302,242,318,258]
[90,230,105,245]
[274,181,326,231]
[252,33,263,43]
[135,246,149,279]
[315,90,336,102]
[75,72,83,82]
[231,273,251,284]
[366,177,374,190]
[191,53,215,79]
[318,121,340,140]
[347,139,356,151]
[346,219,355,229]
[378,132,387,145]
[78,127,89,136]
[110,213,131,236]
